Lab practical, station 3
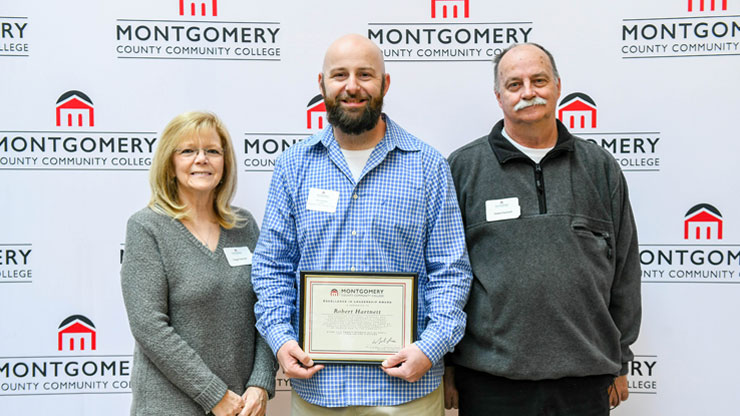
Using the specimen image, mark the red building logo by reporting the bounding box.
[58,315,97,351]
[684,204,723,240]
[330,289,339,296]
[55,90,94,127]
[307,94,326,130]
[180,0,218,16]
[688,0,727,11]
[431,0,470,19]
[558,92,596,130]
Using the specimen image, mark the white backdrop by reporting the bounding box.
[2,0,739,414]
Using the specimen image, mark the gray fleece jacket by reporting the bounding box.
[447,120,641,380]
[121,207,277,415]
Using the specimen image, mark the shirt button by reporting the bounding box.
[350,266,356,271]
[353,193,358,200]
[351,230,357,236]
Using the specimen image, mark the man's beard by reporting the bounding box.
[322,79,385,135]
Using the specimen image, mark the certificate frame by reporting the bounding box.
[298,271,418,364]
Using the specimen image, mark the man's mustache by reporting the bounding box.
[514,97,547,111]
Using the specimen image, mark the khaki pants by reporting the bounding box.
[291,383,444,416]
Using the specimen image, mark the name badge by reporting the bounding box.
[223,247,252,267]
[486,197,521,222]
[306,188,340,213]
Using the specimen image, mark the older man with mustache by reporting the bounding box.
[444,43,642,416]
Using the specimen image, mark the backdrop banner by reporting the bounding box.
[2,1,738,414]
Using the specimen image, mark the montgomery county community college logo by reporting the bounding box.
[368,1,534,62]
[0,315,132,396]
[180,0,218,17]
[58,315,96,352]
[689,0,728,11]
[56,90,94,128]
[330,288,339,296]
[557,92,596,130]
[0,91,157,171]
[432,0,470,19]
[0,16,30,57]
[307,95,327,130]
[115,0,282,60]
[568,92,662,173]
[620,1,739,58]
[0,243,33,283]
[640,203,740,283]
[684,204,723,240]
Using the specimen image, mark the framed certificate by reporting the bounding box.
[299,271,418,364]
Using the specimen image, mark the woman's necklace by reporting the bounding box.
[189,221,216,251]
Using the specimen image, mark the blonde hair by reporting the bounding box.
[148,111,242,229]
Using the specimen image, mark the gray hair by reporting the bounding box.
[493,43,560,93]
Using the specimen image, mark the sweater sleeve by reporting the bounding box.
[120,215,227,412]
[609,171,643,375]
[246,334,279,398]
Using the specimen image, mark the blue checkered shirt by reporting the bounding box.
[252,115,472,407]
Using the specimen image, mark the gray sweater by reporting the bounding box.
[121,207,277,416]
[448,120,641,380]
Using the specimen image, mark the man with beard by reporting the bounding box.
[443,43,641,415]
[251,34,472,414]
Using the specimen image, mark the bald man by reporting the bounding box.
[445,43,642,415]
[251,34,472,415]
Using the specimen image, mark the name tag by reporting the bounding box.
[306,188,340,213]
[223,247,252,267]
[486,197,521,222]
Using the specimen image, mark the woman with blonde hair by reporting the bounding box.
[121,111,276,416]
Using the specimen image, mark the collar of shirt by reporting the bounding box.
[304,114,420,184]
[307,114,419,153]
[488,119,575,165]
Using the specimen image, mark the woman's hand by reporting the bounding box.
[238,386,268,416]
[211,390,244,416]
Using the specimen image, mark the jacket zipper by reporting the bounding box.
[534,163,546,214]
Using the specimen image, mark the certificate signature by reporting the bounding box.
[371,336,398,345]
